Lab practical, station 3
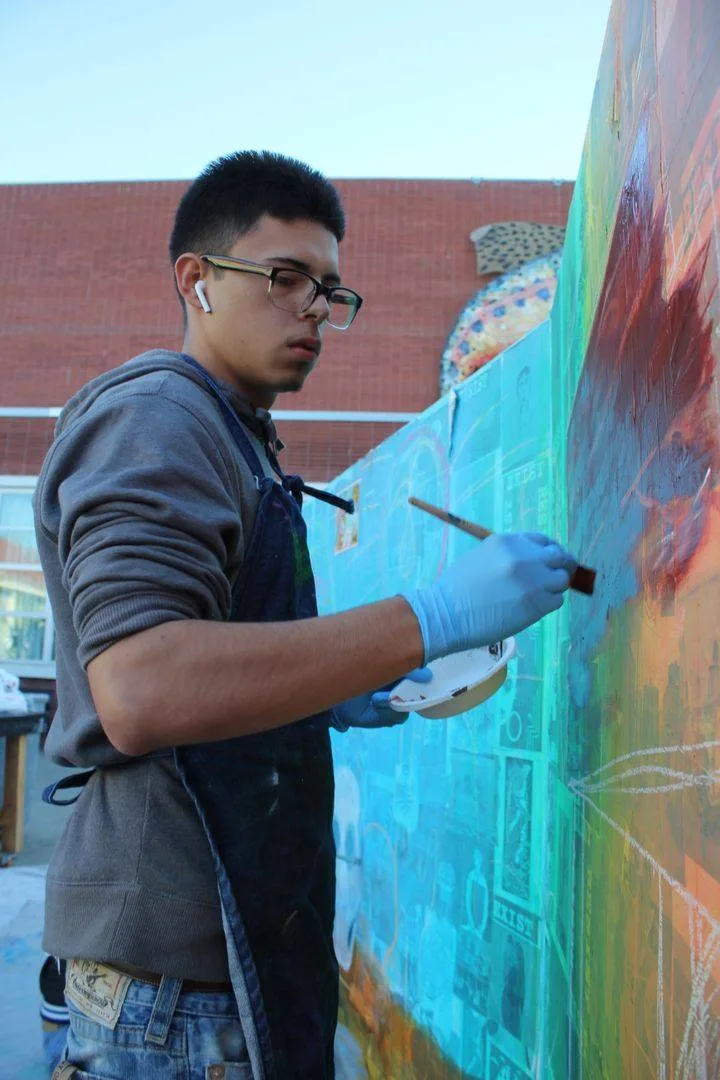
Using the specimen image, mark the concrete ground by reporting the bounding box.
[1,750,76,1079]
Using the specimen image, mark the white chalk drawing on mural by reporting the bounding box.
[570,738,720,1079]
[384,427,450,588]
[333,765,363,972]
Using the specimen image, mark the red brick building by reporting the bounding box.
[0,177,572,675]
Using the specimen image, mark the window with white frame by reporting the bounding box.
[0,477,54,674]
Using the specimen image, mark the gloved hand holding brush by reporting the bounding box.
[401,531,576,664]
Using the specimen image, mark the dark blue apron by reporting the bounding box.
[173,355,355,1079]
[45,356,354,1080]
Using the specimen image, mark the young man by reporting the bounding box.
[36,151,575,1080]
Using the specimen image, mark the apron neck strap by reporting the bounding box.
[180,354,355,516]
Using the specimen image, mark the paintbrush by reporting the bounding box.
[408,496,596,596]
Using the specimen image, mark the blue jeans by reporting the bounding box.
[55,968,252,1079]
[44,1023,70,1077]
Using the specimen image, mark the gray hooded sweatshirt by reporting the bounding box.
[34,349,279,979]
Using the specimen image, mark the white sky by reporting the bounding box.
[2,0,612,184]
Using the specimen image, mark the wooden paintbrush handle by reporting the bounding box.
[408,496,491,539]
[408,495,596,596]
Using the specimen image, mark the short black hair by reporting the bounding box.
[169,150,345,265]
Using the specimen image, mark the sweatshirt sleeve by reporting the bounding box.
[36,386,244,668]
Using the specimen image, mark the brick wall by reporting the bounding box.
[0,178,572,479]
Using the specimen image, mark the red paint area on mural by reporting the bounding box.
[581,115,718,598]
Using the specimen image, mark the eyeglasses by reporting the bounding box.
[201,254,363,330]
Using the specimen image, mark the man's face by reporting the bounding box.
[191,214,341,407]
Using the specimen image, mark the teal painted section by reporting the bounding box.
[306,322,558,1076]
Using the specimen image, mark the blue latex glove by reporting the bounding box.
[331,667,433,731]
[401,532,576,664]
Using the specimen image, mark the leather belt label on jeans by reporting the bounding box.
[65,959,131,1030]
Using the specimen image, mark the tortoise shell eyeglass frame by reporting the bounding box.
[201,254,363,330]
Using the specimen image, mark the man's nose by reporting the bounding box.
[303,291,331,324]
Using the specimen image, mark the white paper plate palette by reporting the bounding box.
[389,638,517,719]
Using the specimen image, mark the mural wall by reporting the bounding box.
[305,0,720,1076]
[309,324,554,1079]
[552,0,720,1076]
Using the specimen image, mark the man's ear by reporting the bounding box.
[174,253,208,314]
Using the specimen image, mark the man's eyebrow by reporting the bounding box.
[266,255,341,286]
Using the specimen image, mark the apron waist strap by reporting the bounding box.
[42,769,96,806]
[42,749,174,805]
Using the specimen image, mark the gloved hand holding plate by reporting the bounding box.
[388,638,516,719]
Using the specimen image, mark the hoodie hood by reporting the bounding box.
[55,348,285,454]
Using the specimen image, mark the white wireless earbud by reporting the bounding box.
[194,280,212,314]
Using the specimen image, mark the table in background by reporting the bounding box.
[0,713,43,863]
